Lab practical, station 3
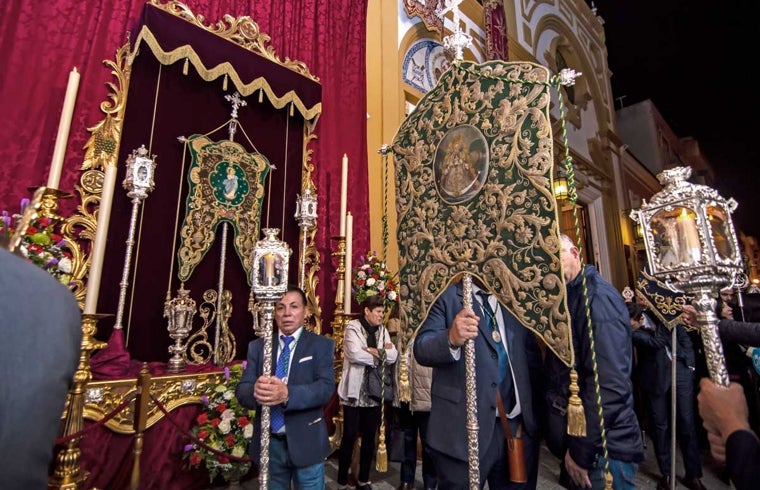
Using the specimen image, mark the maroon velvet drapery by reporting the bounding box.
[0,0,369,332]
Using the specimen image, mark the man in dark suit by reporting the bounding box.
[236,285,335,489]
[632,300,705,490]
[414,278,543,489]
[0,247,82,489]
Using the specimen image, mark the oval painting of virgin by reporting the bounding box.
[434,125,489,204]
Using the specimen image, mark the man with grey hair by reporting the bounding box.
[544,234,643,489]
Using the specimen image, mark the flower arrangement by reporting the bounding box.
[353,251,398,306]
[0,200,73,286]
[184,363,255,482]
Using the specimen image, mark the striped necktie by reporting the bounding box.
[270,335,294,433]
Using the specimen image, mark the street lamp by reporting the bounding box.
[630,166,743,385]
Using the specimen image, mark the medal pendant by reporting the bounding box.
[492,330,502,343]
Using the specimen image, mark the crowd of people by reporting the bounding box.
[234,235,760,489]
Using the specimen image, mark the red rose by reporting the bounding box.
[210,418,221,428]
[216,402,227,413]
[237,416,249,427]
[26,226,38,234]
[218,455,229,464]
[51,233,62,243]
[225,434,235,446]
[196,413,208,425]
[38,217,51,227]
[197,429,209,440]
[189,452,201,466]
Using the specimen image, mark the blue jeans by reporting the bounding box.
[269,436,325,489]
[587,456,637,490]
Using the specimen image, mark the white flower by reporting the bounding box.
[377,280,385,292]
[357,270,366,279]
[366,277,376,287]
[58,257,72,273]
[387,290,397,301]
[221,409,235,421]
[223,390,234,400]
[219,419,231,434]
[232,446,245,458]
[243,423,254,438]
[215,384,226,392]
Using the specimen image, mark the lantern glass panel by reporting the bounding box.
[707,205,734,260]
[258,252,284,286]
[651,206,702,268]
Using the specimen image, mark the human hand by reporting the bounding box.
[254,376,289,406]
[449,308,480,347]
[697,378,751,463]
[364,346,380,358]
[682,305,697,327]
[564,451,591,488]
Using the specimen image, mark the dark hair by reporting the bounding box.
[283,285,307,306]
[626,301,643,322]
[360,294,385,312]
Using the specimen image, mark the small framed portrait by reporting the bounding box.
[434,125,489,204]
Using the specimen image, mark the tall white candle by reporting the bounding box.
[339,154,348,236]
[344,212,353,314]
[84,165,117,314]
[47,68,81,189]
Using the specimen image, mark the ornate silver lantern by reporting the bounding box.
[164,286,197,373]
[294,188,318,288]
[630,166,743,385]
[250,228,291,487]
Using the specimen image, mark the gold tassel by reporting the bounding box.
[375,434,388,472]
[567,368,586,437]
[289,102,294,117]
[182,58,189,75]
[604,469,613,489]
[222,74,228,91]
[398,349,411,403]
[259,88,263,103]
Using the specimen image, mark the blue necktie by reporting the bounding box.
[477,291,514,408]
[270,335,294,433]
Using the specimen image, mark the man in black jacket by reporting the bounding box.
[632,298,705,490]
[545,235,643,489]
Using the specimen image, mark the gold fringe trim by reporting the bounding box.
[567,368,586,437]
[259,89,263,103]
[222,73,228,91]
[131,26,322,122]
[182,57,189,75]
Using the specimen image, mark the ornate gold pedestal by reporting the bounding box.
[48,314,108,490]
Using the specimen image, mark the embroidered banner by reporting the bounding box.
[636,265,695,330]
[393,60,572,365]
[177,135,270,284]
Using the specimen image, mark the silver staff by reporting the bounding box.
[117,146,156,340]
[251,228,291,487]
[461,274,480,489]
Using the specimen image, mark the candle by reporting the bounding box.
[344,212,353,314]
[47,68,81,189]
[339,154,348,236]
[84,165,117,314]
[264,253,276,284]
[676,208,701,263]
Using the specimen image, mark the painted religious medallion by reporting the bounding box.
[210,162,249,206]
[434,125,489,204]
[492,330,502,344]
